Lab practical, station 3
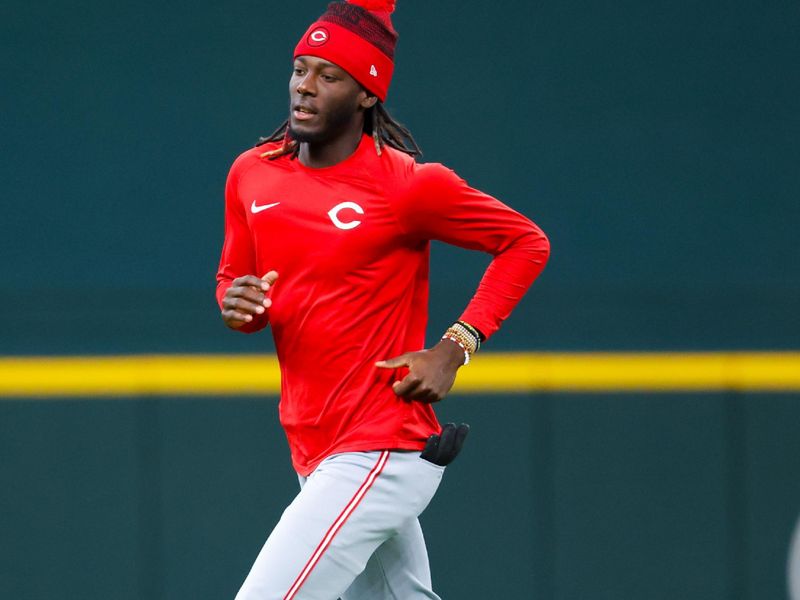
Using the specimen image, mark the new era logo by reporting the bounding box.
[369,65,378,77]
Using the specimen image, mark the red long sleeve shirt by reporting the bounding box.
[216,134,549,475]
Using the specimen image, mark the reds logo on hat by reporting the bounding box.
[307,27,329,46]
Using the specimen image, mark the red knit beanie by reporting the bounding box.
[294,1,398,101]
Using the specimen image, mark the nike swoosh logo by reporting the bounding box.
[251,200,281,213]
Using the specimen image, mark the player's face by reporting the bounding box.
[288,56,372,144]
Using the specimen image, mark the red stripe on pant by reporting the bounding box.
[283,450,391,600]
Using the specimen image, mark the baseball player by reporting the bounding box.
[215,1,550,598]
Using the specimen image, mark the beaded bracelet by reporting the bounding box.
[456,320,483,350]
[441,334,470,365]
[445,323,479,355]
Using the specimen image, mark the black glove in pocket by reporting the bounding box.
[420,422,470,466]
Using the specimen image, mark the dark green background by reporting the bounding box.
[1,1,798,598]
[3,394,800,599]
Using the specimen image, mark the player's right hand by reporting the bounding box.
[221,271,278,329]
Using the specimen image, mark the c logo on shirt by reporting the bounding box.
[307,27,329,47]
[328,201,364,230]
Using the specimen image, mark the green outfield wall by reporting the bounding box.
[2,0,798,354]
[1,0,799,598]
[3,393,800,600]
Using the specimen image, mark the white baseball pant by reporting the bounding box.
[235,450,445,600]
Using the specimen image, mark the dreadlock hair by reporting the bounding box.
[256,102,421,160]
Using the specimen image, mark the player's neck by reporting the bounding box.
[298,124,364,169]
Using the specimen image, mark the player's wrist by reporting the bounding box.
[440,320,482,365]
[436,337,471,368]
[456,320,484,346]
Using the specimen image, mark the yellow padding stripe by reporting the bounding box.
[1,353,799,398]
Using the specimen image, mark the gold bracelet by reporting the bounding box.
[446,323,479,354]
[456,320,482,350]
[441,334,470,365]
[442,326,477,356]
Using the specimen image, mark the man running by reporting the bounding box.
[216,1,550,598]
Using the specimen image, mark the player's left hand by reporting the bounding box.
[375,339,466,402]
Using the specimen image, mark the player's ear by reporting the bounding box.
[360,94,378,110]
